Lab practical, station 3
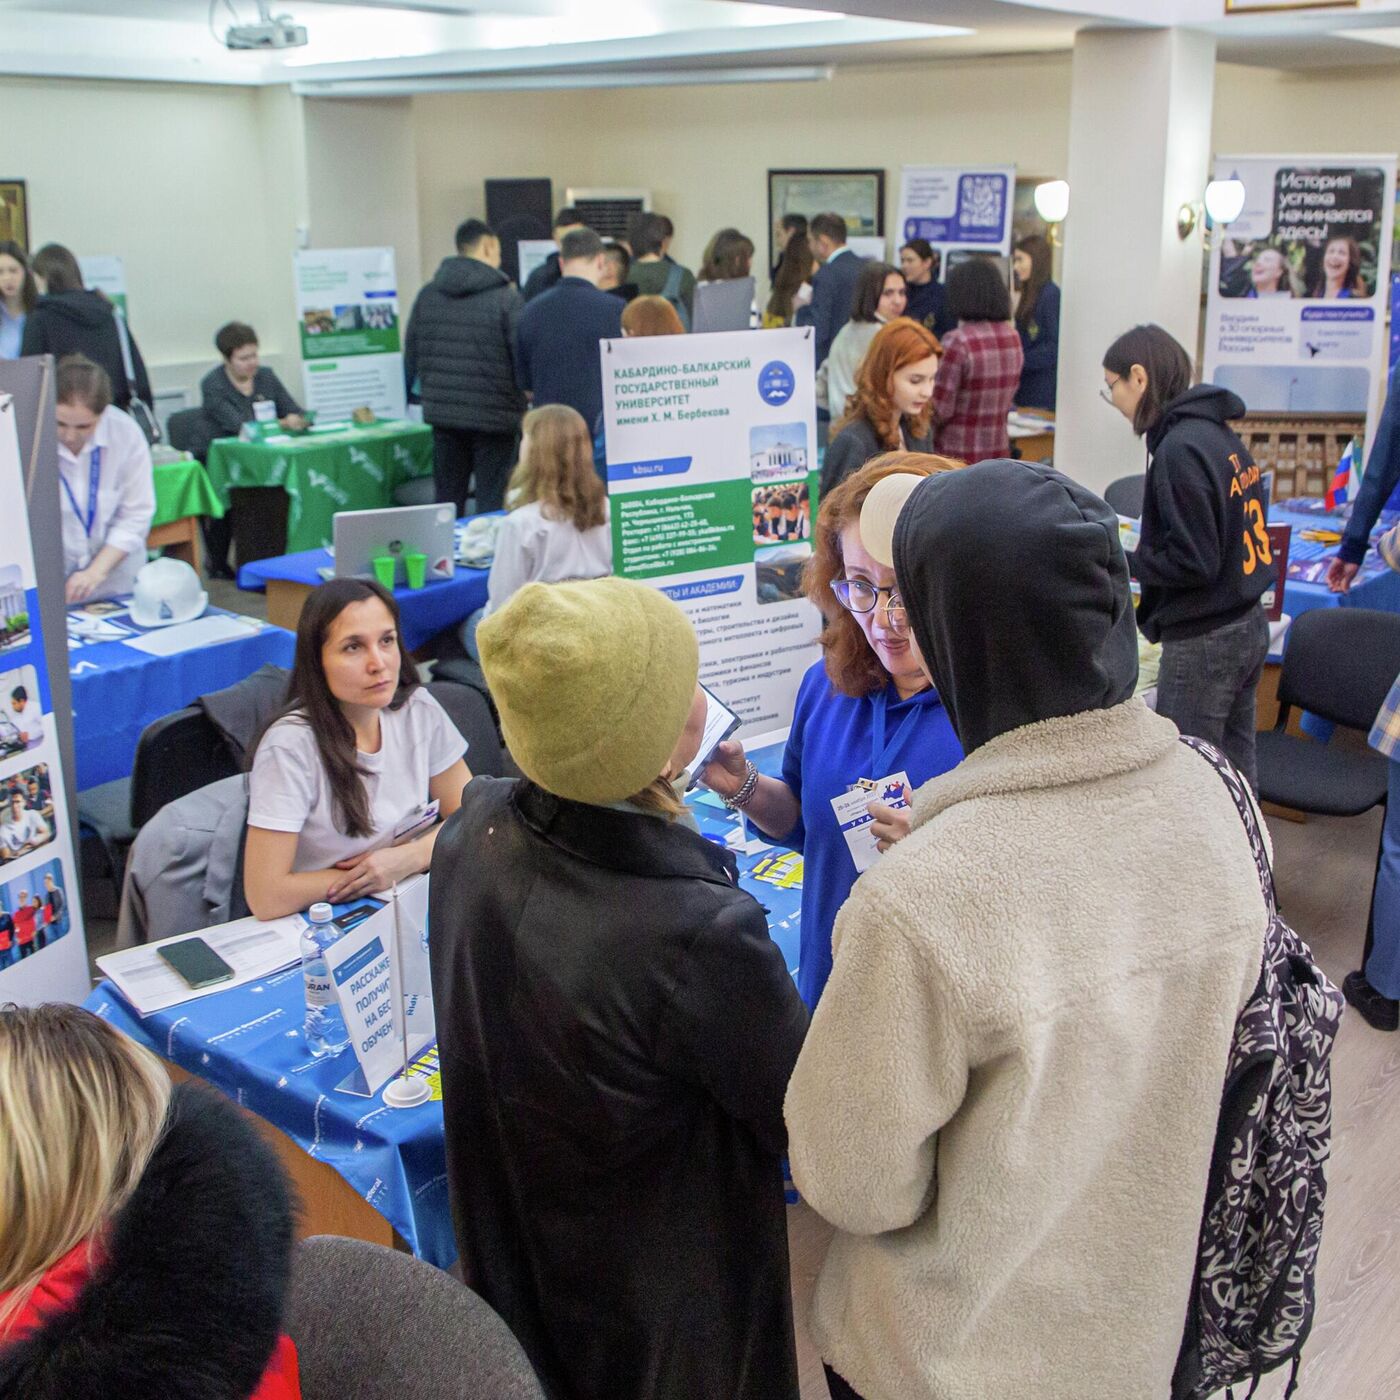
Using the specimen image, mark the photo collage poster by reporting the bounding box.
[1205,155,1398,495]
[602,327,821,738]
[294,246,407,421]
[0,396,88,1002]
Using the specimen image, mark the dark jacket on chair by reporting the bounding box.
[0,1082,299,1400]
[405,257,526,435]
[429,777,809,1400]
[21,290,152,412]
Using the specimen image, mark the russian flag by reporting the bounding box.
[1325,439,1356,511]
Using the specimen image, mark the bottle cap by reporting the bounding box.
[309,902,333,923]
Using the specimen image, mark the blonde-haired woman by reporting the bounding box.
[0,1004,301,1399]
[486,404,612,617]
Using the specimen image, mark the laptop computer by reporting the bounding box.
[332,503,456,586]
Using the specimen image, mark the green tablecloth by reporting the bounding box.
[152,456,225,526]
[204,420,434,553]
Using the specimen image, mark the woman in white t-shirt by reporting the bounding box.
[484,404,612,618]
[55,355,156,603]
[245,578,473,920]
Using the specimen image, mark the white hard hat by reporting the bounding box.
[129,557,208,628]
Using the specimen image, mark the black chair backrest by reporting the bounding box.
[130,706,241,829]
[1277,607,1400,732]
[1104,473,1146,518]
[165,407,214,462]
[427,679,505,779]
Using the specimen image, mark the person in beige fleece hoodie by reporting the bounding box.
[785,458,1270,1400]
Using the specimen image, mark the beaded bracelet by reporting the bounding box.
[723,760,760,811]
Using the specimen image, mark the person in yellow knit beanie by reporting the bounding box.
[428,575,809,1400]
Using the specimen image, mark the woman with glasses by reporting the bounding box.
[699,455,964,1009]
[1102,323,1271,791]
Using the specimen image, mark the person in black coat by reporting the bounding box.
[514,229,623,435]
[1103,324,1271,790]
[22,244,152,413]
[808,212,867,369]
[430,576,809,1400]
[405,219,526,514]
[522,207,585,303]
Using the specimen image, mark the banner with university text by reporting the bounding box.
[294,247,407,422]
[1205,155,1397,495]
[896,165,1016,281]
[603,328,821,737]
[0,397,87,1002]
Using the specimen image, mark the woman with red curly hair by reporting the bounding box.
[819,319,941,499]
[700,454,963,1009]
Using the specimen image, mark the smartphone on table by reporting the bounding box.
[687,684,743,790]
[157,936,235,990]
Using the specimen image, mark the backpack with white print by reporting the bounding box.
[1172,737,1344,1400]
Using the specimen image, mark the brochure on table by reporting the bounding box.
[325,874,434,1097]
[95,913,305,1016]
[0,396,89,1003]
[1205,155,1398,461]
[602,327,821,737]
[896,165,1016,278]
[294,247,407,422]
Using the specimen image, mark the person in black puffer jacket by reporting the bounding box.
[404,219,526,514]
[1103,323,1271,791]
[22,244,152,413]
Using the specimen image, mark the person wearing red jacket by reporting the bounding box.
[0,1004,301,1400]
[10,897,35,959]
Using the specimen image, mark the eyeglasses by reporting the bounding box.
[1100,373,1121,407]
[831,578,908,632]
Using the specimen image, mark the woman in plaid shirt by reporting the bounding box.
[929,259,1024,464]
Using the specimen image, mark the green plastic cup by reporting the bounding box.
[404,552,428,590]
[372,555,397,590]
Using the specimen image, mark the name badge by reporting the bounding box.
[252,398,277,423]
[393,799,440,846]
[830,771,912,874]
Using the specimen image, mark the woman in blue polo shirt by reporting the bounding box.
[700,455,964,1009]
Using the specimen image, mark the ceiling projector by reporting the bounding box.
[225,2,308,50]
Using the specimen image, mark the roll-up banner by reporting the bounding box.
[602,327,821,736]
[294,247,407,422]
[896,165,1016,280]
[1205,156,1397,499]
[0,390,88,1003]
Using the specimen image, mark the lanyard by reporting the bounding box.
[869,687,923,779]
[61,444,102,538]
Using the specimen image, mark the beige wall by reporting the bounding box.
[1213,61,1400,155]
[0,77,299,397]
[410,52,1077,283]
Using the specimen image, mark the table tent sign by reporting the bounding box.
[294,247,408,422]
[602,326,821,738]
[1205,155,1398,482]
[896,165,1016,279]
[0,396,88,1003]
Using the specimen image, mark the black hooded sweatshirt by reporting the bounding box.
[20,289,153,412]
[1131,384,1271,644]
[892,457,1139,755]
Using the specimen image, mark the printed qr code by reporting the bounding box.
[959,176,1004,229]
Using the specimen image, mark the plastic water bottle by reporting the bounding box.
[302,902,350,1057]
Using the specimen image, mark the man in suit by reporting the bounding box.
[515,228,624,433]
[808,212,866,369]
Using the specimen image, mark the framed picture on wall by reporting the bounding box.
[767,169,884,273]
[0,181,28,253]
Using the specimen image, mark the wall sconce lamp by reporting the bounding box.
[1178,177,1246,241]
[1034,180,1069,246]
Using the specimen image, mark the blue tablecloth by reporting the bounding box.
[85,742,801,1267]
[236,517,496,653]
[70,602,296,791]
[1273,504,1400,622]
